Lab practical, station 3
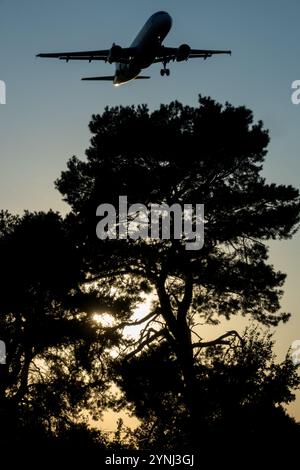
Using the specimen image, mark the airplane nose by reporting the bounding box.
[166,16,172,31]
[165,12,172,26]
[151,11,173,30]
[160,12,172,33]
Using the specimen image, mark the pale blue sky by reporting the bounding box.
[0,0,299,418]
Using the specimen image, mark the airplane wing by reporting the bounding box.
[36,47,136,63]
[186,48,231,57]
[154,46,231,63]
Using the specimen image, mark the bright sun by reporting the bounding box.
[93,295,153,340]
[93,312,116,328]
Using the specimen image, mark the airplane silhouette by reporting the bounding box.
[36,11,231,86]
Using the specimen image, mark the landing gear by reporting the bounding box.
[160,67,170,76]
[160,61,170,77]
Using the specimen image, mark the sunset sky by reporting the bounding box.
[1,0,299,421]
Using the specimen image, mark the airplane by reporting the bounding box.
[36,11,231,86]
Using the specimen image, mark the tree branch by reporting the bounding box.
[192,330,244,349]
[178,273,193,321]
[125,328,167,360]
[156,276,178,335]
[101,311,158,333]
[85,267,145,283]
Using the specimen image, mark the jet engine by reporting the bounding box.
[108,44,123,63]
[176,44,191,62]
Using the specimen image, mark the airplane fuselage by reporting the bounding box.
[114,11,172,85]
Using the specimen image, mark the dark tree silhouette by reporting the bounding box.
[0,210,123,452]
[56,96,300,446]
[114,328,300,453]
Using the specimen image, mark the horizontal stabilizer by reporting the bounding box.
[81,75,151,81]
[82,76,115,81]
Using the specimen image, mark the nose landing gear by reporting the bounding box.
[160,60,170,77]
[160,68,170,76]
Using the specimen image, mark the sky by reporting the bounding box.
[0,0,299,422]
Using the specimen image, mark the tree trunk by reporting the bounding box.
[174,320,202,449]
[156,275,202,449]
